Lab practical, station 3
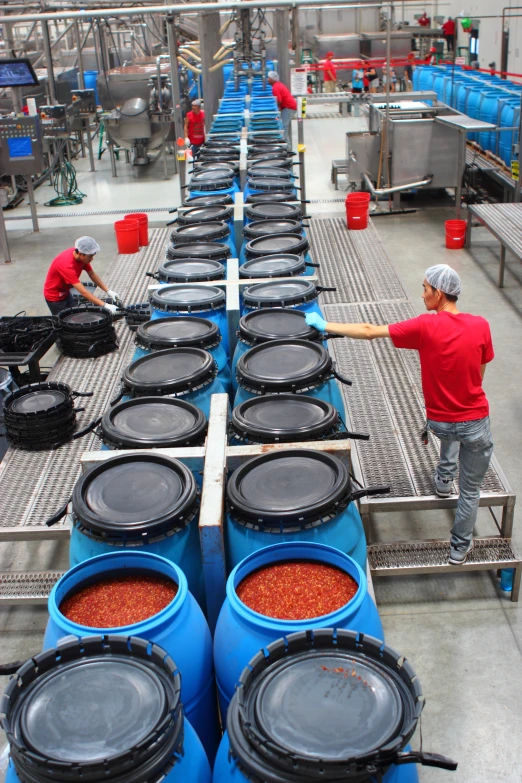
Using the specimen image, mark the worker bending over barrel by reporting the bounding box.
[44,236,120,315]
[305,264,494,565]
[267,71,297,143]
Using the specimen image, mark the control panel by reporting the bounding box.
[70,89,97,118]
[38,104,69,137]
[0,115,43,175]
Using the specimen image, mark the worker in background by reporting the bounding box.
[418,11,431,27]
[367,65,380,93]
[424,46,437,65]
[381,60,397,92]
[351,66,364,94]
[305,264,494,566]
[441,17,456,52]
[405,51,416,91]
[184,98,205,157]
[44,237,120,315]
[267,71,297,143]
[323,51,337,93]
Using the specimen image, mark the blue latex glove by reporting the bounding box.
[305,312,327,332]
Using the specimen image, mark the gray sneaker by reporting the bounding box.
[449,540,474,565]
[434,472,453,498]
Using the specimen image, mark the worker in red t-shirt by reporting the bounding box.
[418,11,430,27]
[305,264,494,566]
[268,71,297,143]
[184,99,205,157]
[323,51,337,94]
[43,236,119,315]
[442,17,456,52]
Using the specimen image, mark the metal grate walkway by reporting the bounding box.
[0,229,169,540]
[311,217,519,598]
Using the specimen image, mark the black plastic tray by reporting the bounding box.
[0,316,57,381]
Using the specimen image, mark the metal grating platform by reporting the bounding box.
[0,229,169,540]
[308,218,408,304]
[0,571,64,604]
[369,537,521,575]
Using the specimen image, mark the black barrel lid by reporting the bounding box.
[243,219,303,239]
[136,316,220,350]
[247,177,295,193]
[246,192,295,204]
[170,221,230,244]
[150,284,225,313]
[247,167,294,179]
[183,194,233,206]
[123,347,216,396]
[197,147,238,157]
[227,630,424,782]
[244,202,301,220]
[227,448,349,527]
[177,205,233,224]
[1,637,183,783]
[231,395,339,443]
[73,452,198,537]
[242,279,318,308]
[190,169,234,183]
[248,156,291,168]
[58,306,110,329]
[61,310,105,325]
[239,254,306,279]
[247,134,286,143]
[9,386,69,415]
[238,310,319,344]
[166,241,231,261]
[101,396,207,449]
[187,178,234,192]
[156,258,225,283]
[236,340,331,394]
[192,161,237,173]
[245,234,309,259]
[204,137,240,147]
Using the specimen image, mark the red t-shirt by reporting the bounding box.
[44,248,92,302]
[388,312,494,422]
[323,60,337,82]
[271,81,297,111]
[418,15,430,26]
[442,19,456,35]
[186,110,205,144]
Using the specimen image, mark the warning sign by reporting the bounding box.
[291,67,307,96]
[512,160,519,181]
[455,56,466,65]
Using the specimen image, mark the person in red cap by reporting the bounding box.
[441,17,456,51]
[323,51,337,93]
[424,46,437,65]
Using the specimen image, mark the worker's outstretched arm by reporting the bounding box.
[86,269,109,294]
[305,312,390,340]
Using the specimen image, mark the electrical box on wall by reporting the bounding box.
[0,116,43,175]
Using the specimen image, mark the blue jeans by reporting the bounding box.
[281,108,296,142]
[428,417,494,545]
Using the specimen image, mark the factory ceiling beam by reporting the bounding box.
[0,1,390,25]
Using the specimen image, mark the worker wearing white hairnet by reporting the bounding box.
[267,71,297,143]
[306,263,494,565]
[44,236,121,315]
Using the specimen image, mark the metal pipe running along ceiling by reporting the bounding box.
[0,0,390,24]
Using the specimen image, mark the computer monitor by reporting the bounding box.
[0,58,39,88]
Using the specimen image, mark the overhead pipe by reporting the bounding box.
[363,172,433,196]
[177,55,202,75]
[208,57,233,73]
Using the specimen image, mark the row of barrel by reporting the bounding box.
[1,71,457,783]
[414,64,521,165]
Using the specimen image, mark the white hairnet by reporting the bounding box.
[268,70,279,80]
[425,264,461,296]
[192,98,201,106]
[75,236,100,255]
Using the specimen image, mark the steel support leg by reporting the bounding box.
[499,243,506,288]
[0,197,12,264]
[85,120,96,172]
[108,141,118,177]
[26,176,39,233]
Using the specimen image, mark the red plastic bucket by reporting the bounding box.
[124,212,149,246]
[114,219,140,254]
[346,196,369,230]
[346,192,371,204]
[445,219,467,249]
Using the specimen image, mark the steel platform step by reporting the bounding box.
[369,537,522,600]
[0,571,65,605]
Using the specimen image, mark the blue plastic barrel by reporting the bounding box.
[43,552,220,762]
[214,542,382,716]
[233,339,349,417]
[231,309,325,388]
[466,86,487,141]
[225,449,368,570]
[149,285,230,357]
[499,101,520,165]
[244,177,297,200]
[165,241,231,269]
[3,634,211,783]
[239,253,313,279]
[240,279,326,319]
[177,204,234,231]
[84,70,99,104]
[133,317,232,396]
[212,628,441,782]
[478,91,507,150]
[154,258,226,284]
[67,453,205,605]
[170,220,237,257]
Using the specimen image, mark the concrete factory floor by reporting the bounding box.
[1,112,522,781]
